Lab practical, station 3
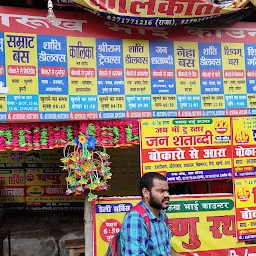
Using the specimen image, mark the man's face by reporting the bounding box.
[148,179,170,210]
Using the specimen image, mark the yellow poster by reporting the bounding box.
[0,96,7,112]
[0,151,25,206]
[174,42,200,95]
[232,117,256,177]
[73,0,253,22]
[25,150,84,210]
[39,95,69,112]
[234,177,256,241]
[123,40,150,95]
[93,195,256,256]
[232,117,256,241]
[98,95,126,112]
[151,95,177,111]
[67,37,97,95]
[201,95,225,110]
[140,118,232,182]
[25,168,84,209]
[5,33,38,94]
[25,168,67,186]
[0,169,25,204]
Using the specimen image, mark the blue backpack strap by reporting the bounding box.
[131,204,151,234]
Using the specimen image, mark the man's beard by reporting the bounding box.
[148,192,169,210]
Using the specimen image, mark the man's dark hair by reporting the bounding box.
[139,172,167,197]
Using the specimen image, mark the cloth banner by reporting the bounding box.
[93,195,256,255]
[72,0,256,27]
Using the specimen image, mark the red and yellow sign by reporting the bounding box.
[232,117,256,241]
[0,151,26,209]
[140,118,232,182]
[0,169,25,207]
[25,166,84,210]
[234,177,256,241]
[93,195,256,256]
[232,117,256,178]
[73,0,255,28]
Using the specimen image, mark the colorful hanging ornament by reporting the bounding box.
[61,133,112,201]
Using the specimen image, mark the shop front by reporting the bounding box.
[1,4,256,256]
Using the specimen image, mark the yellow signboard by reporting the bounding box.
[67,37,97,95]
[39,95,69,112]
[5,33,38,95]
[73,0,254,28]
[140,118,232,182]
[232,117,256,177]
[93,195,256,256]
[234,177,256,241]
[25,167,84,210]
[0,169,25,205]
[232,117,256,241]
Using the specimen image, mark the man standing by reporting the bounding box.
[120,172,181,256]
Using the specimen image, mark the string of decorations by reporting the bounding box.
[0,120,139,151]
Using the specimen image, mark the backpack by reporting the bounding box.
[105,204,169,256]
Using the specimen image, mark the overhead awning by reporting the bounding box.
[67,0,256,27]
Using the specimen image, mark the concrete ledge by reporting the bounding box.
[1,213,84,256]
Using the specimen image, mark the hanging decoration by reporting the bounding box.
[71,0,256,28]
[0,120,139,151]
[49,0,256,29]
[61,133,112,201]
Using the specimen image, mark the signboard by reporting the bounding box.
[233,117,256,178]
[0,151,26,210]
[234,177,256,241]
[25,149,84,211]
[1,7,256,121]
[140,118,232,182]
[0,149,84,211]
[232,117,256,241]
[26,149,64,164]
[72,0,254,27]
[25,168,84,211]
[93,195,256,256]
[0,169,25,210]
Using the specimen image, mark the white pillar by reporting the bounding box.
[84,192,93,256]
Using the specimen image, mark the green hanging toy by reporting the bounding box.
[61,133,112,201]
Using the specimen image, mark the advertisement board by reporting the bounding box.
[140,118,232,182]
[93,195,256,256]
[0,168,25,210]
[72,0,255,27]
[233,117,256,178]
[0,151,26,210]
[1,7,256,121]
[232,117,256,241]
[25,149,84,211]
[0,149,84,211]
[234,177,256,241]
